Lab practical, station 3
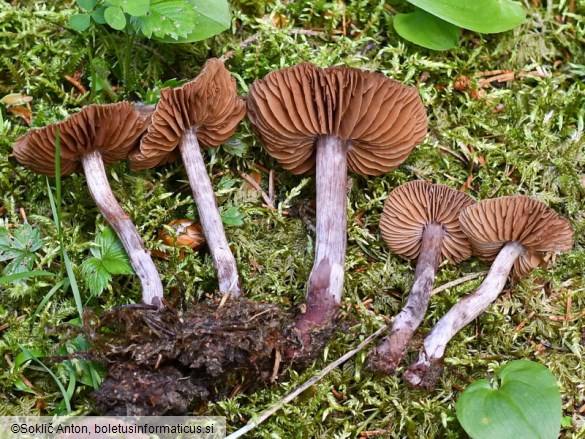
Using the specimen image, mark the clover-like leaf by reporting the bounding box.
[408,0,525,33]
[104,5,127,30]
[92,6,107,24]
[394,8,460,50]
[122,0,150,17]
[456,360,562,439]
[76,0,98,11]
[69,13,92,32]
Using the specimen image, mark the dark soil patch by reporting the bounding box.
[87,299,293,414]
[85,299,337,415]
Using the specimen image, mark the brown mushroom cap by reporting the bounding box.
[380,180,475,263]
[13,102,146,176]
[459,195,574,276]
[247,62,428,175]
[129,58,246,171]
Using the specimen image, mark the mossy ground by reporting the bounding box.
[0,0,584,437]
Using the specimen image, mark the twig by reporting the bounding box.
[64,74,87,94]
[271,350,282,382]
[218,290,232,309]
[430,271,488,296]
[268,170,275,206]
[19,207,28,224]
[225,325,388,439]
[241,172,274,208]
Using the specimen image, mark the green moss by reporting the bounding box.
[0,0,584,435]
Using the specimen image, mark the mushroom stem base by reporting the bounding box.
[367,222,444,374]
[288,135,347,361]
[404,240,524,389]
[180,128,241,297]
[81,150,164,308]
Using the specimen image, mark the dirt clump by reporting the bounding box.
[87,299,297,415]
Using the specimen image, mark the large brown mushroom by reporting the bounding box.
[404,195,574,389]
[247,62,428,360]
[129,58,246,298]
[366,180,475,374]
[13,102,164,308]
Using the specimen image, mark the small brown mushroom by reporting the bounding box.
[158,219,206,250]
[366,180,475,374]
[404,195,574,389]
[129,59,246,298]
[247,62,428,360]
[12,102,164,308]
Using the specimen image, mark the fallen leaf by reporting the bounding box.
[1,93,33,105]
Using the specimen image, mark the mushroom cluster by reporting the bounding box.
[10,59,576,415]
[12,58,245,308]
[366,180,475,374]
[130,58,246,298]
[247,62,428,360]
[404,195,573,389]
[13,102,165,308]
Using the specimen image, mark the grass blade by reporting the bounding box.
[33,278,68,321]
[17,344,72,413]
[46,128,84,322]
[0,270,55,284]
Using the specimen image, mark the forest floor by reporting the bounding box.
[0,0,584,437]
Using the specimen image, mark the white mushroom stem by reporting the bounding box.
[81,150,164,308]
[293,135,347,341]
[367,222,445,373]
[404,240,525,389]
[180,127,241,297]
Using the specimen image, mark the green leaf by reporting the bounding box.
[91,227,134,274]
[106,0,123,6]
[407,0,526,33]
[221,205,245,227]
[137,0,197,40]
[104,6,127,30]
[81,227,133,296]
[0,270,55,285]
[92,6,107,24]
[456,360,562,439]
[13,348,47,370]
[147,0,231,43]
[221,139,248,157]
[0,224,43,275]
[81,258,112,296]
[69,13,92,31]
[33,279,67,321]
[13,224,43,252]
[122,0,150,17]
[394,9,460,50]
[14,377,36,394]
[76,0,98,11]
[17,345,72,413]
[4,254,34,275]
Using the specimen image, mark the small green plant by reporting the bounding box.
[0,224,43,275]
[393,0,526,50]
[221,205,245,227]
[68,0,231,98]
[456,360,562,439]
[69,0,231,43]
[80,226,134,296]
